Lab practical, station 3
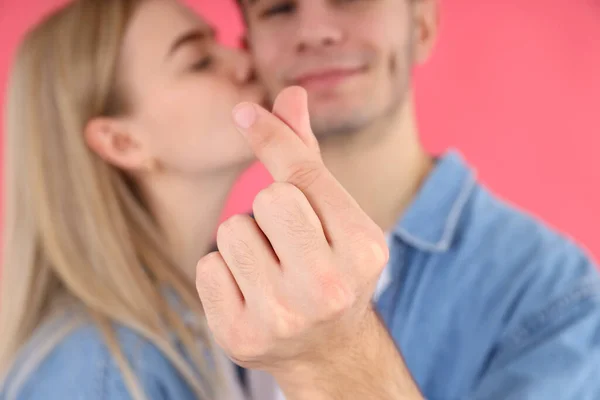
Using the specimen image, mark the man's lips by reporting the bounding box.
[291,67,366,90]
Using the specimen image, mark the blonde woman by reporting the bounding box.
[0,0,264,398]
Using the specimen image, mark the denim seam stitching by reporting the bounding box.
[507,277,600,349]
[396,171,477,252]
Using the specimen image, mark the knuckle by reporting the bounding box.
[217,215,260,283]
[346,226,388,271]
[226,324,265,363]
[313,271,354,319]
[377,238,390,265]
[254,183,322,256]
[276,203,318,248]
[195,252,216,276]
[196,254,222,295]
[198,278,225,318]
[251,120,278,150]
[218,214,252,237]
[230,240,260,283]
[284,160,324,190]
[266,181,300,201]
[322,192,353,213]
[253,182,295,210]
[216,216,236,243]
[228,236,257,266]
[202,296,223,322]
[353,239,376,264]
[269,299,306,339]
[294,233,322,256]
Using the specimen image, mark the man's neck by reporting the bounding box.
[319,100,432,233]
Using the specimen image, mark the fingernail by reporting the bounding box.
[232,103,256,130]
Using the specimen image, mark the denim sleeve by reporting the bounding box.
[469,276,600,400]
[1,325,197,400]
[12,350,155,400]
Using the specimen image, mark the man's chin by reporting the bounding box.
[310,112,373,139]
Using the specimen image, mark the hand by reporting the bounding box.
[195,87,388,375]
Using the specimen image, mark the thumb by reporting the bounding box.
[272,86,319,152]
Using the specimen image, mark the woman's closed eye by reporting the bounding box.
[190,56,212,71]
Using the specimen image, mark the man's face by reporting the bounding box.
[242,0,433,138]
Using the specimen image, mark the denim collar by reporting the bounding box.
[392,150,477,253]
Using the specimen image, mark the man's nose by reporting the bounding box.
[295,9,344,52]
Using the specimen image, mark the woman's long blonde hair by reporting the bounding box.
[0,1,223,398]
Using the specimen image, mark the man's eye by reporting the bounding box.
[260,2,295,19]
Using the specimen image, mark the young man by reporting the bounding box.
[231,0,600,398]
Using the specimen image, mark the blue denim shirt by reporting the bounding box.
[374,150,600,399]
[1,150,599,400]
[0,312,206,400]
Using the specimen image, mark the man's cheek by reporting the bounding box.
[256,56,284,88]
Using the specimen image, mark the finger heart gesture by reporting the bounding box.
[196,86,389,375]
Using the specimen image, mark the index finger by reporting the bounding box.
[232,88,383,249]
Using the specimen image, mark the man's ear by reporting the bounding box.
[84,117,150,172]
[412,0,440,65]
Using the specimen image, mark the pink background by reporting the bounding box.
[1,0,598,260]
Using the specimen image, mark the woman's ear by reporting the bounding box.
[84,117,151,172]
[412,0,440,65]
